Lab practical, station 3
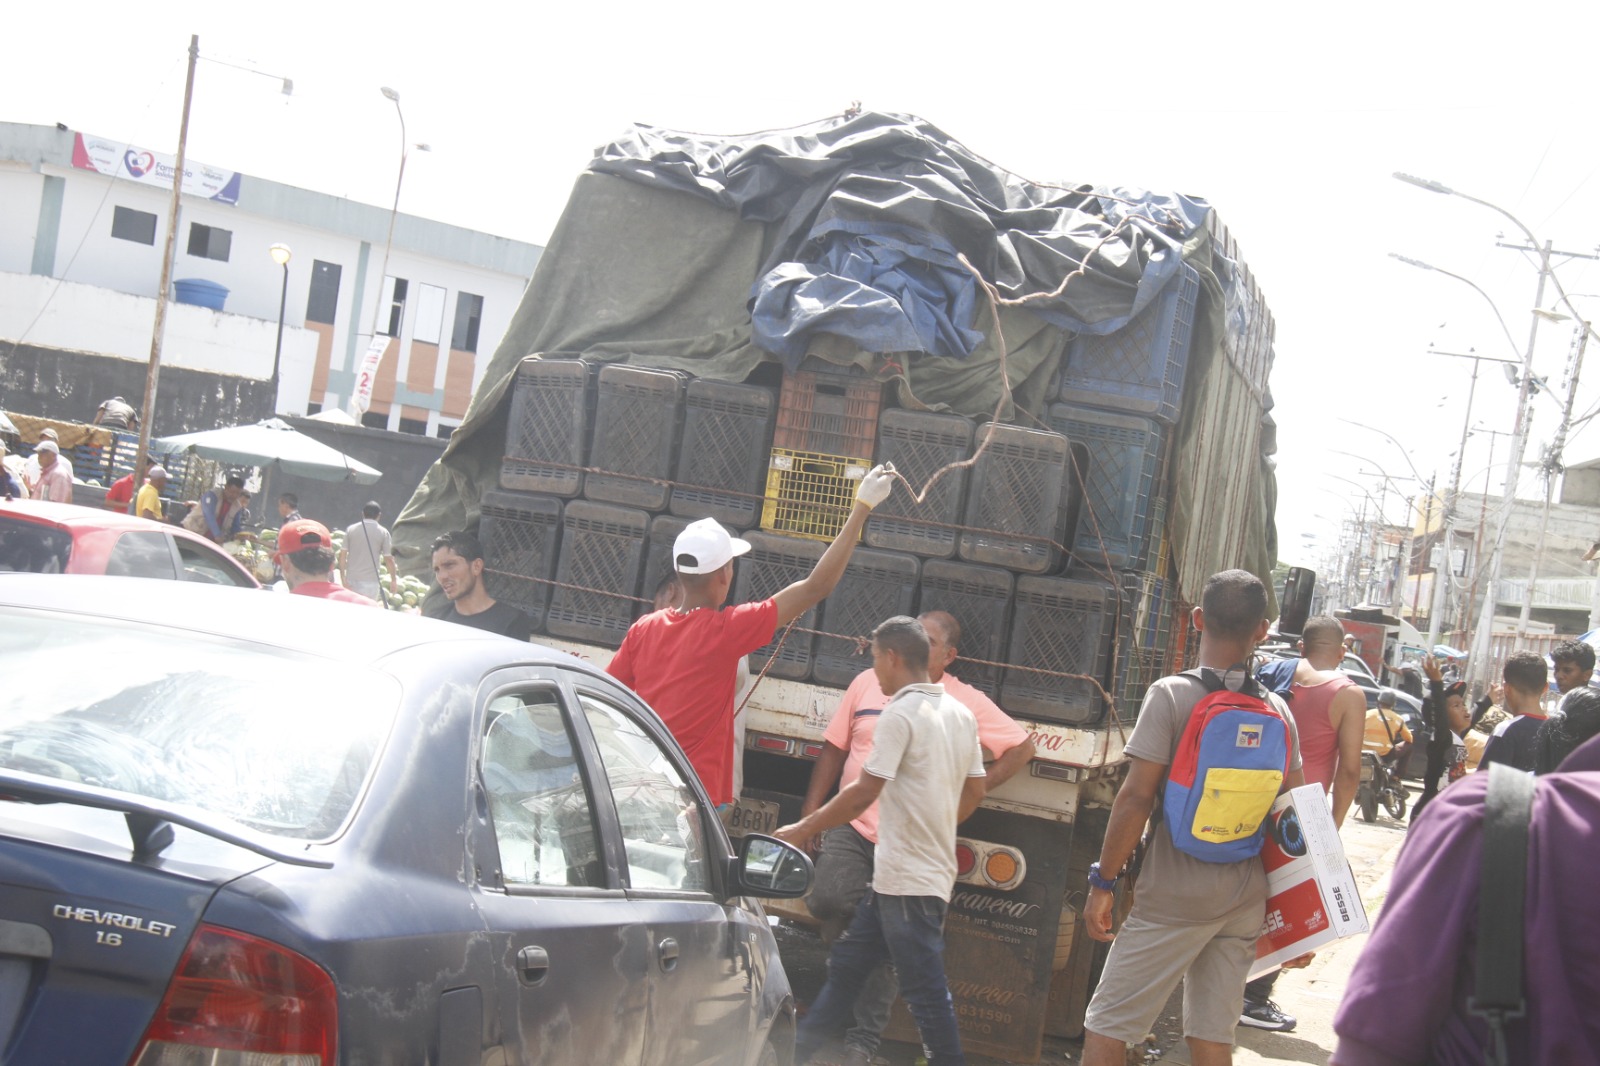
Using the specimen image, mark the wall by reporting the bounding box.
[0,341,274,432]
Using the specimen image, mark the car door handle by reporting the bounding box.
[516,945,550,984]
[657,937,679,972]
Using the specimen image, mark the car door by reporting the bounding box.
[572,683,757,1066]
[469,675,650,1066]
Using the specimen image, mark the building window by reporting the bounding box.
[187,223,232,262]
[306,261,342,324]
[360,411,389,430]
[435,423,457,441]
[306,402,323,415]
[111,206,157,245]
[452,292,483,352]
[381,277,408,337]
[398,417,428,436]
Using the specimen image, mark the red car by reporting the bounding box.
[0,500,260,588]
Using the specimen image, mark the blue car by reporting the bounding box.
[0,576,809,1065]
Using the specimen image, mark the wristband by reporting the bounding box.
[1087,861,1119,892]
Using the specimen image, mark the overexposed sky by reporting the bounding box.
[12,2,1600,582]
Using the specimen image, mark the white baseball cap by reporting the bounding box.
[147,465,170,480]
[673,518,751,574]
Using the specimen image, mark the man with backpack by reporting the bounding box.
[1080,569,1306,1066]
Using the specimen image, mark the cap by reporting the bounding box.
[1377,687,1398,708]
[672,517,751,575]
[147,465,170,480]
[275,519,333,559]
[1445,681,1469,700]
[35,440,59,454]
[39,428,59,442]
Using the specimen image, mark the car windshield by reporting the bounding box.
[0,609,398,840]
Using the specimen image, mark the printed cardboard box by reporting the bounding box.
[1249,783,1369,978]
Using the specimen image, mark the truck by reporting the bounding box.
[394,112,1281,1062]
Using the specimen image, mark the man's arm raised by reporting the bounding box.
[771,464,893,627]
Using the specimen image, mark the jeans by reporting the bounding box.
[1244,969,1278,1004]
[796,891,964,1066]
[807,825,898,1055]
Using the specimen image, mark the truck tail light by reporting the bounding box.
[130,924,338,1066]
[954,842,977,877]
[953,837,1027,890]
[982,848,1024,890]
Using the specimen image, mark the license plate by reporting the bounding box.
[722,797,780,838]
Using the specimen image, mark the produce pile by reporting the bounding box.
[223,535,279,584]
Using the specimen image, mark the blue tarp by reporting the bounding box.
[590,112,1212,364]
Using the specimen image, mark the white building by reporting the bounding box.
[0,121,540,437]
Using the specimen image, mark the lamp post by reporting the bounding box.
[1393,174,1554,688]
[268,242,291,414]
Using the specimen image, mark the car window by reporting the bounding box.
[480,690,605,889]
[0,609,398,839]
[175,537,255,587]
[0,518,69,573]
[577,691,709,893]
[105,531,178,579]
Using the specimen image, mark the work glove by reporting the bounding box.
[856,463,895,509]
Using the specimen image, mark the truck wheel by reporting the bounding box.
[1359,791,1378,823]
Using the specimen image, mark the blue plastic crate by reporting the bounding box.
[478,490,563,632]
[1058,262,1198,425]
[1111,570,1175,722]
[957,424,1075,574]
[1046,403,1165,573]
[1001,575,1116,725]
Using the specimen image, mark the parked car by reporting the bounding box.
[0,576,808,1066]
[0,499,259,587]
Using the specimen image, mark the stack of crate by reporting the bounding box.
[485,356,777,646]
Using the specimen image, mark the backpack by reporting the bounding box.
[1163,668,1292,863]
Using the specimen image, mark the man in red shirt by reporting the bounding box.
[275,520,378,606]
[104,470,138,513]
[608,464,894,807]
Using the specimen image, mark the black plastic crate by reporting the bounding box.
[670,379,776,527]
[865,409,974,559]
[545,501,649,646]
[1046,403,1165,572]
[733,531,824,681]
[1059,262,1199,424]
[1002,575,1116,725]
[1111,570,1176,722]
[586,364,685,510]
[478,490,563,633]
[917,558,1014,700]
[501,357,592,496]
[639,514,691,618]
[814,548,920,687]
[958,424,1075,574]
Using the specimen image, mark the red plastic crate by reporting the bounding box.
[772,363,883,459]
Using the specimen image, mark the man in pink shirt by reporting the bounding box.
[25,440,73,504]
[800,609,1036,1066]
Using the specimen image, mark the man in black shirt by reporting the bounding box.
[429,530,533,640]
[1478,651,1549,773]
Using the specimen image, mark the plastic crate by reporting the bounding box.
[1002,575,1116,725]
[478,490,563,633]
[1059,263,1199,424]
[917,559,1014,700]
[865,409,974,558]
[773,362,883,458]
[545,501,649,647]
[1046,403,1165,572]
[500,357,592,496]
[670,379,775,527]
[733,532,825,681]
[1111,570,1177,722]
[813,548,920,687]
[639,514,691,618]
[761,449,869,543]
[957,424,1075,574]
[584,365,684,510]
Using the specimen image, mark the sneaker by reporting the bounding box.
[1239,998,1297,1032]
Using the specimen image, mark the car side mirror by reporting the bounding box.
[730,834,813,898]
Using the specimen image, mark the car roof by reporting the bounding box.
[0,574,585,670]
[0,499,166,532]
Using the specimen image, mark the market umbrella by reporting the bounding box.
[152,417,382,484]
[0,411,18,436]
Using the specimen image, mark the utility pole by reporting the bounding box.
[1520,319,1590,631]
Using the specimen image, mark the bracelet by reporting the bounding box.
[1087,861,1120,892]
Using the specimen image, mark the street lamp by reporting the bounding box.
[1394,173,1554,687]
[268,242,291,413]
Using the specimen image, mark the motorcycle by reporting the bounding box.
[1357,750,1408,823]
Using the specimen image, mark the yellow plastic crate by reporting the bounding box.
[760,448,870,542]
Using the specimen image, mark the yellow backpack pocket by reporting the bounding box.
[1190,767,1283,844]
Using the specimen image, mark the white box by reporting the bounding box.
[1249,783,1369,978]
